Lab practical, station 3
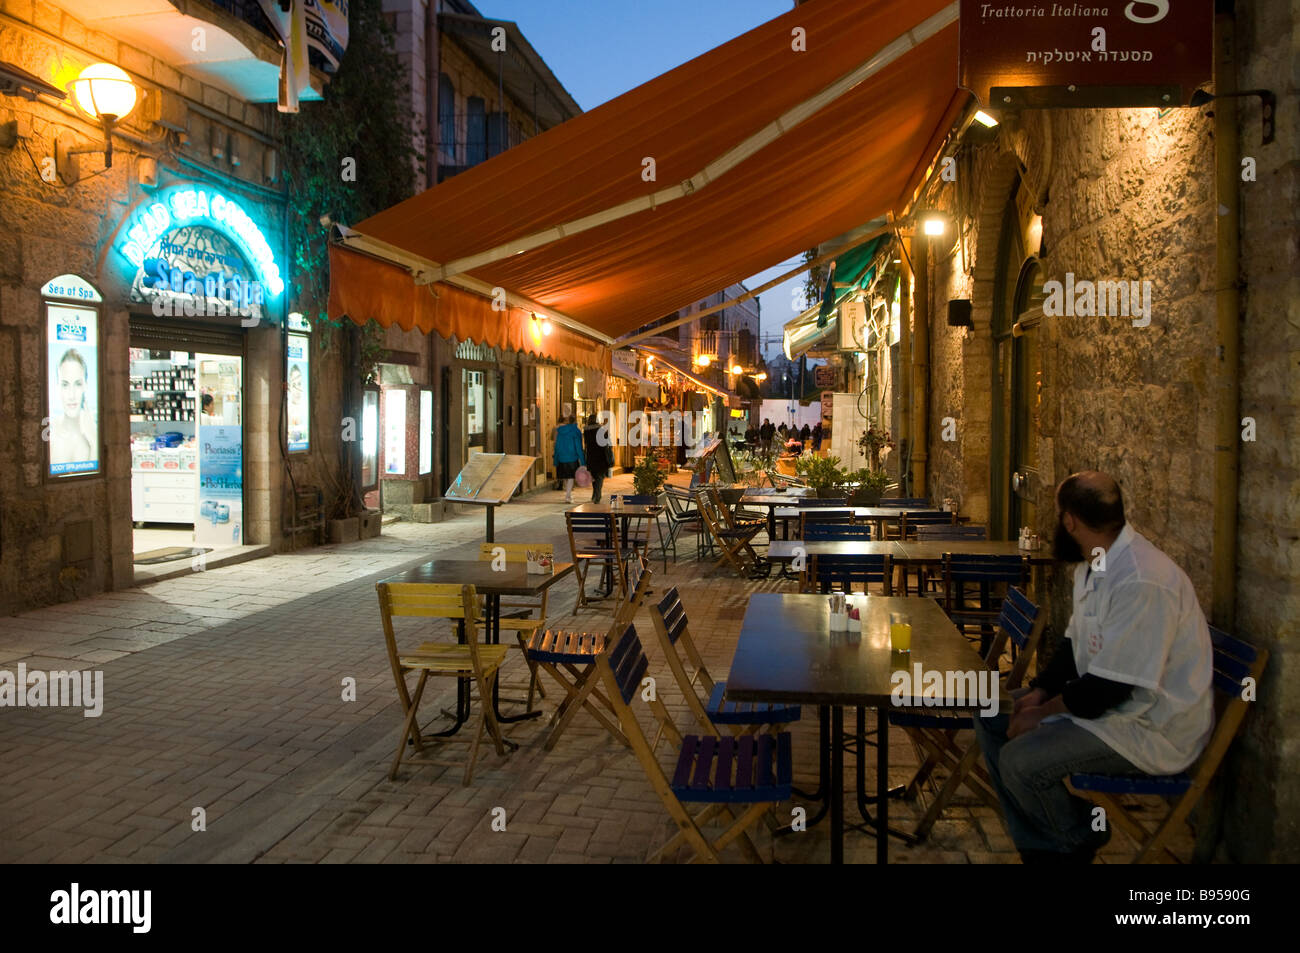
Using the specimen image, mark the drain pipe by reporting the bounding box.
[897,251,913,496]
[911,236,930,496]
[1211,5,1241,629]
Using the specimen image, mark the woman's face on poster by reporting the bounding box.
[58,358,86,418]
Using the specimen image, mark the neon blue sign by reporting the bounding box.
[118,186,283,297]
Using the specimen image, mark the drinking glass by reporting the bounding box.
[889,611,912,653]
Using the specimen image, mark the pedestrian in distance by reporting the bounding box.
[553,414,586,503]
[583,412,614,503]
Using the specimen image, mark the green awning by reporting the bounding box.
[817,235,888,326]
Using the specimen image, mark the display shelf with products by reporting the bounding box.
[130,351,199,524]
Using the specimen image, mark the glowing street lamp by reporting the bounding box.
[68,63,139,168]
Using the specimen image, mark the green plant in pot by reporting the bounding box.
[845,468,891,506]
[796,454,847,498]
[633,455,668,498]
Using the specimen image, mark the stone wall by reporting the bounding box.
[0,6,352,614]
[916,0,1297,861]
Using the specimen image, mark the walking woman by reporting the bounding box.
[583,413,614,502]
[553,414,586,503]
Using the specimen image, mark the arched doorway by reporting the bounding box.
[989,177,1046,538]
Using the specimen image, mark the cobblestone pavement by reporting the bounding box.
[0,475,1187,864]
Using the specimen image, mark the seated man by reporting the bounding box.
[973,471,1213,863]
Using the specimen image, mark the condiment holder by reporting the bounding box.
[828,593,849,632]
[526,549,554,574]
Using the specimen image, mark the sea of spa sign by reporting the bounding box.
[959,0,1213,107]
[46,304,100,477]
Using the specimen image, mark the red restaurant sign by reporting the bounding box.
[959,1,1214,109]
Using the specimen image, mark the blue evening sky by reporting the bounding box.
[479,0,808,360]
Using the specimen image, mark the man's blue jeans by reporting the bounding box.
[972,713,1139,854]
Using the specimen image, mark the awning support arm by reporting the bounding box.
[616,222,892,347]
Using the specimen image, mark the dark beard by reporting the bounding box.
[1053,521,1085,563]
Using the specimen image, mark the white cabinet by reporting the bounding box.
[132,468,197,524]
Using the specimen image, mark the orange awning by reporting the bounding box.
[328,0,965,347]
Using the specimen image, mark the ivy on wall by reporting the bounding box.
[278,0,422,384]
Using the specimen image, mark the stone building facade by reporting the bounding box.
[0,2,349,614]
[910,0,1296,860]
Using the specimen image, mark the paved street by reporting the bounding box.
[0,475,1184,864]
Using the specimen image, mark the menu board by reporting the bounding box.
[445,453,537,503]
[445,452,501,500]
[476,455,536,503]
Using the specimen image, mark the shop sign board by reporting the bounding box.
[286,334,310,452]
[960,0,1213,108]
[46,303,100,477]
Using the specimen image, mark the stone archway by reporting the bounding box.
[957,148,1024,527]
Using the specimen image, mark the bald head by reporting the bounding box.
[1056,470,1125,534]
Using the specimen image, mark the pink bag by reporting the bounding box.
[573,466,592,488]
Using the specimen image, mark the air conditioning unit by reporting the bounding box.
[838,299,867,351]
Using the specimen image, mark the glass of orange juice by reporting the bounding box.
[889,611,912,653]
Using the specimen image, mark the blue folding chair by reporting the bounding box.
[649,586,800,736]
[802,522,874,542]
[1067,626,1268,863]
[598,622,793,863]
[942,553,1032,655]
[889,586,1046,839]
[805,553,893,595]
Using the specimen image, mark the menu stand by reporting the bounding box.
[443,453,537,542]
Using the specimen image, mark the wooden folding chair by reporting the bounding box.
[890,586,1046,839]
[1066,626,1269,863]
[376,582,509,786]
[477,542,549,710]
[649,586,801,738]
[942,552,1032,659]
[566,511,627,612]
[801,521,874,542]
[695,486,763,577]
[525,557,654,751]
[895,509,956,540]
[803,553,894,595]
[914,524,988,594]
[597,621,793,863]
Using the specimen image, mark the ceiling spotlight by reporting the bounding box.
[973,110,999,128]
[695,354,711,367]
[575,377,584,383]
[730,364,743,375]
[541,318,553,336]
[922,215,946,237]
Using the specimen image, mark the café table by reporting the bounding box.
[566,501,664,591]
[771,505,927,540]
[737,489,816,539]
[894,539,1053,595]
[378,559,574,741]
[725,592,990,864]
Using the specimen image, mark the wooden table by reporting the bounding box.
[725,592,987,864]
[566,501,664,587]
[770,505,922,540]
[895,539,1052,594]
[378,559,575,736]
[767,540,906,563]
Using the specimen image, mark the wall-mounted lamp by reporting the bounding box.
[754,372,768,382]
[973,110,999,128]
[67,63,139,168]
[695,354,711,367]
[1189,87,1275,145]
[921,213,947,237]
[730,364,744,375]
[574,377,584,383]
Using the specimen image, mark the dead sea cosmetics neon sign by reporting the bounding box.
[118,187,283,297]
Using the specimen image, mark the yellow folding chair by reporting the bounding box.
[376,582,509,786]
[597,621,793,863]
[1066,626,1269,863]
[478,542,551,709]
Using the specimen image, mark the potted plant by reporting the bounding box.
[632,454,667,497]
[844,468,891,506]
[857,425,895,473]
[796,454,847,498]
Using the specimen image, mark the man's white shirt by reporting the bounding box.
[1049,524,1214,775]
